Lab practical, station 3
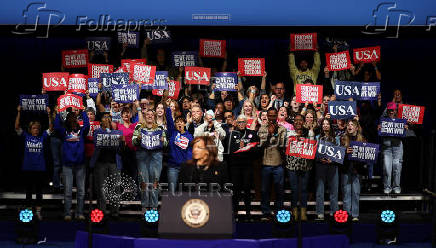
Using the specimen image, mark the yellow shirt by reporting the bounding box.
[289,52,321,94]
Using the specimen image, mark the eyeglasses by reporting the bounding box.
[237,121,247,124]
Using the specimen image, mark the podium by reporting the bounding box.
[158,192,234,239]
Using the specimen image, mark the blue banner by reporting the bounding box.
[141,130,163,150]
[154,71,168,90]
[328,101,357,119]
[20,94,48,112]
[93,129,123,147]
[172,51,198,67]
[378,118,407,137]
[145,30,172,44]
[86,37,111,53]
[100,72,130,91]
[87,78,100,98]
[117,31,139,48]
[334,81,380,101]
[112,84,140,103]
[348,141,380,164]
[316,140,346,164]
[214,72,237,91]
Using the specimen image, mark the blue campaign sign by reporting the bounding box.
[214,72,237,91]
[3,1,433,26]
[141,130,163,150]
[100,72,129,91]
[93,129,123,147]
[87,78,100,98]
[316,140,346,164]
[153,71,168,90]
[112,84,140,103]
[348,141,380,164]
[20,94,48,112]
[378,118,407,137]
[172,51,198,67]
[328,101,357,119]
[334,81,380,101]
[145,30,172,44]
[117,31,139,48]
[86,37,111,53]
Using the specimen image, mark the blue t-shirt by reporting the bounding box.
[19,130,49,171]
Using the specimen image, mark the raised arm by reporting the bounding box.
[80,110,90,136]
[312,51,321,77]
[15,106,21,131]
[289,52,297,77]
[96,83,106,113]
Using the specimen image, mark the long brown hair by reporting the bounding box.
[187,136,218,167]
[341,119,365,147]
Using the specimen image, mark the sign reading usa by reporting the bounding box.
[88,64,114,78]
[286,136,318,159]
[42,72,69,91]
[62,49,88,68]
[353,46,381,64]
[328,101,357,119]
[334,81,380,101]
[57,94,84,111]
[316,140,346,164]
[296,84,323,103]
[398,104,425,124]
[199,39,226,58]
[238,58,265,76]
[326,51,351,71]
[86,37,111,52]
[290,33,317,51]
[185,67,211,85]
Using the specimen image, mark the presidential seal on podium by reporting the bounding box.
[181,199,210,228]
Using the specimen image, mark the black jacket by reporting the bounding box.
[179,161,229,191]
[226,129,260,166]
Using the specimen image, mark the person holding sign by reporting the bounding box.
[286,114,315,221]
[15,105,53,220]
[54,108,90,221]
[89,115,124,216]
[289,48,321,94]
[379,102,408,194]
[340,119,366,222]
[132,108,167,212]
[258,108,287,221]
[315,119,340,221]
[194,110,226,162]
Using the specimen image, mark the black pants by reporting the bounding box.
[23,171,46,206]
[121,148,137,183]
[229,166,253,213]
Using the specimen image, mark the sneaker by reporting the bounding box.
[315,214,324,221]
[384,189,392,194]
[64,215,72,222]
[76,215,86,221]
[352,217,359,222]
[393,188,401,194]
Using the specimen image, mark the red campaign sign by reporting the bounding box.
[42,72,69,91]
[121,59,146,73]
[79,121,100,137]
[199,39,226,58]
[62,49,88,68]
[296,84,323,104]
[290,33,317,51]
[57,94,84,111]
[184,67,211,85]
[238,58,265,76]
[286,136,318,159]
[325,51,351,71]
[353,46,381,64]
[88,64,114,78]
[130,63,156,86]
[398,104,425,124]
[152,80,181,100]
[67,74,88,94]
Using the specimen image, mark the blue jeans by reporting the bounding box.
[288,170,310,208]
[261,166,284,214]
[167,166,180,194]
[63,164,85,217]
[341,167,360,218]
[50,137,63,188]
[315,163,339,216]
[382,138,403,192]
[136,150,163,208]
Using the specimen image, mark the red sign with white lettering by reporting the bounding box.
[290,33,317,51]
[326,51,351,71]
[199,39,226,58]
[88,64,114,78]
[286,136,318,159]
[184,67,211,85]
[42,72,69,91]
[67,74,88,94]
[398,104,425,124]
[296,84,323,104]
[62,49,88,68]
[238,58,265,76]
[57,94,84,111]
[353,46,381,63]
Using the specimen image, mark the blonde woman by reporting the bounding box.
[240,100,257,130]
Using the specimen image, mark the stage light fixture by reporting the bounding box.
[334,210,348,223]
[276,209,291,223]
[381,210,396,223]
[19,209,33,223]
[90,209,104,223]
[144,209,159,223]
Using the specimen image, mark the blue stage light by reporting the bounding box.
[19,209,33,223]
[381,210,396,223]
[276,210,291,223]
[145,209,159,223]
